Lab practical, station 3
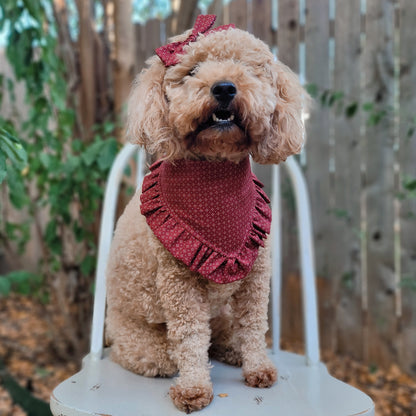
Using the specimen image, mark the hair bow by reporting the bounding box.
[156,15,235,67]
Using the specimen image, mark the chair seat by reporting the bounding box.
[50,349,374,416]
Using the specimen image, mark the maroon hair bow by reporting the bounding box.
[156,14,235,67]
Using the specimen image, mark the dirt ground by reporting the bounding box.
[0,295,415,415]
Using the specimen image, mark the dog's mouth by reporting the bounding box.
[198,108,242,132]
[211,109,235,125]
[184,106,251,159]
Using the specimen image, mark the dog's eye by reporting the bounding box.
[188,66,199,77]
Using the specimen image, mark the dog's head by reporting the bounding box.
[127,19,307,164]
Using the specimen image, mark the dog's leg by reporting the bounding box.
[156,259,213,413]
[232,244,278,388]
[109,316,177,377]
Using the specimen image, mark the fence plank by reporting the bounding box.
[331,0,363,360]
[363,0,397,367]
[208,0,224,24]
[252,0,272,44]
[277,0,299,71]
[173,0,199,35]
[229,0,248,30]
[398,0,416,375]
[304,0,332,351]
[276,0,304,347]
[135,19,162,72]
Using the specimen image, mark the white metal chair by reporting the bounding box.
[50,144,375,416]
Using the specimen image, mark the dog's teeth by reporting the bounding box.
[213,113,235,123]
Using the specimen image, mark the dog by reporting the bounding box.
[106,15,306,413]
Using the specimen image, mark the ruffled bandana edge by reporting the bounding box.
[140,158,272,284]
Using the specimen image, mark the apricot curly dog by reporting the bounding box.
[106,15,306,413]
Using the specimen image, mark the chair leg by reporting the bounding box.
[284,157,320,365]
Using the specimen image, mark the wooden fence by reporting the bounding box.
[133,0,415,374]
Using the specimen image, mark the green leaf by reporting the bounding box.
[82,141,104,166]
[341,271,354,290]
[5,221,31,254]
[0,271,43,296]
[103,121,116,134]
[328,208,350,220]
[72,139,83,152]
[320,90,330,106]
[400,277,416,291]
[362,102,374,112]
[0,152,7,184]
[39,152,51,168]
[44,220,62,255]
[34,96,48,113]
[124,164,132,177]
[6,78,15,103]
[73,221,85,242]
[0,359,52,416]
[126,185,135,197]
[6,166,28,209]
[80,255,96,276]
[97,139,118,170]
[0,169,7,184]
[21,0,42,21]
[403,178,416,192]
[0,128,27,169]
[367,110,387,126]
[345,102,358,118]
[0,278,11,296]
[305,83,319,98]
[328,91,344,107]
[362,103,374,112]
[62,155,80,174]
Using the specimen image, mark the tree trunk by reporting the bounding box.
[113,0,135,119]
[76,0,96,139]
[168,0,199,37]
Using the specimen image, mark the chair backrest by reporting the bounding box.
[89,144,320,365]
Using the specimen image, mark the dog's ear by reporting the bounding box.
[252,60,308,164]
[126,56,171,156]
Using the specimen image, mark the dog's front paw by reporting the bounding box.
[244,364,277,388]
[169,383,213,413]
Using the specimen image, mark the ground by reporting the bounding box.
[0,295,415,415]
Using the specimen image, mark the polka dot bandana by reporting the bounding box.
[156,15,235,67]
[140,157,272,284]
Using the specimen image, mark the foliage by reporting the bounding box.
[0,127,28,208]
[0,0,119,300]
[0,270,45,299]
[306,83,416,203]
[0,127,27,184]
[400,276,416,291]
[0,358,52,416]
[402,177,416,198]
[305,83,392,128]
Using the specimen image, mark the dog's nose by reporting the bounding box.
[211,81,237,107]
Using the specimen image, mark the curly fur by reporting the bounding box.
[106,26,306,413]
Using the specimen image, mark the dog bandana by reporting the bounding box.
[156,15,235,67]
[140,157,272,284]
